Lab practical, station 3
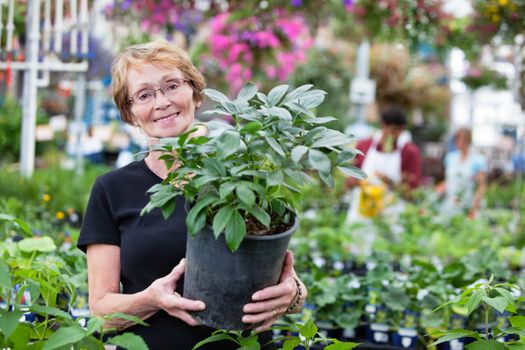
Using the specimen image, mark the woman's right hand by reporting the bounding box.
[146,258,205,326]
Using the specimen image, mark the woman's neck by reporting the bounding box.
[145,152,170,180]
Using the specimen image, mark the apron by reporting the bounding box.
[346,130,411,224]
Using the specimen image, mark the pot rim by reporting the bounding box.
[244,214,299,241]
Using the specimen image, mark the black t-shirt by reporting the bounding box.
[78,160,273,350]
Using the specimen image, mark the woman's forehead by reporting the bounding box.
[127,64,183,89]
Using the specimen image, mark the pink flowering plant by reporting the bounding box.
[197,9,313,94]
[462,66,507,91]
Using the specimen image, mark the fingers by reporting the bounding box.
[279,251,295,282]
[162,293,205,312]
[165,308,201,327]
[243,296,288,315]
[162,293,206,327]
[166,258,186,281]
[242,307,284,326]
[255,318,277,332]
[251,276,296,302]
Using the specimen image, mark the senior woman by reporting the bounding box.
[77,40,307,350]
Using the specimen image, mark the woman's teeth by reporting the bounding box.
[155,113,178,122]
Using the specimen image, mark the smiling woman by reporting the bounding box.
[76,39,305,350]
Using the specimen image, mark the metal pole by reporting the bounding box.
[74,73,87,175]
[20,0,40,177]
[354,40,370,124]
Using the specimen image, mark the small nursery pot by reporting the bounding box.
[183,216,298,330]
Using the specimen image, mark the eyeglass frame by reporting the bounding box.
[127,78,191,106]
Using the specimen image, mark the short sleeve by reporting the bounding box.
[76,179,121,253]
[472,154,488,175]
[444,152,452,168]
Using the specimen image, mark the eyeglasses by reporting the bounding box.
[129,78,190,105]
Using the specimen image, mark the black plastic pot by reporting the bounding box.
[183,216,298,330]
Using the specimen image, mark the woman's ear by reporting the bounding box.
[196,100,202,109]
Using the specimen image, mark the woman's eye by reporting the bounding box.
[138,91,153,101]
[165,83,179,92]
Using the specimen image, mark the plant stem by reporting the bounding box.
[485,304,489,340]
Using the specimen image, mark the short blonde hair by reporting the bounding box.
[111,39,206,125]
[454,127,472,145]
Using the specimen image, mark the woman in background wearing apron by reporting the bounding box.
[345,107,422,255]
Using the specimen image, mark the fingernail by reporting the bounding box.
[197,302,205,310]
[242,316,249,322]
[252,293,259,300]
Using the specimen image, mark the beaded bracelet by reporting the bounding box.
[287,276,303,313]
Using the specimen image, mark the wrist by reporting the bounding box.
[287,276,304,314]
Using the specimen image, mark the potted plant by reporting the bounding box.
[141,82,366,330]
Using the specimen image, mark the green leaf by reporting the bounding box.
[429,329,479,347]
[297,90,326,109]
[42,325,86,350]
[105,312,148,326]
[219,182,236,199]
[256,92,270,106]
[30,305,72,319]
[236,183,256,208]
[298,319,318,340]
[202,158,227,177]
[108,333,149,350]
[193,212,207,235]
[324,340,360,350]
[267,84,289,106]
[465,339,507,350]
[0,309,23,338]
[282,84,313,104]
[192,333,235,350]
[0,260,11,290]
[192,175,219,189]
[240,121,263,134]
[186,195,219,234]
[160,199,176,220]
[304,116,337,124]
[10,323,31,349]
[509,315,525,328]
[337,165,367,180]
[267,170,284,187]
[238,334,260,350]
[282,338,301,350]
[18,236,56,253]
[264,137,285,157]
[217,130,241,159]
[13,218,32,236]
[225,210,246,252]
[291,146,308,164]
[495,287,515,306]
[482,296,508,313]
[267,106,292,121]
[212,206,234,237]
[247,205,271,228]
[285,102,314,117]
[204,88,231,103]
[308,149,331,174]
[337,149,360,164]
[319,171,334,188]
[237,82,258,101]
[86,317,105,336]
[467,290,485,315]
[304,127,326,145]
[311,134,351,149]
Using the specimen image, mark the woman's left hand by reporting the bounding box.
[242,251,304,331]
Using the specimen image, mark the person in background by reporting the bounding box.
[346,106,422,223]
[77,40,306,350]
[440,127,487,218]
